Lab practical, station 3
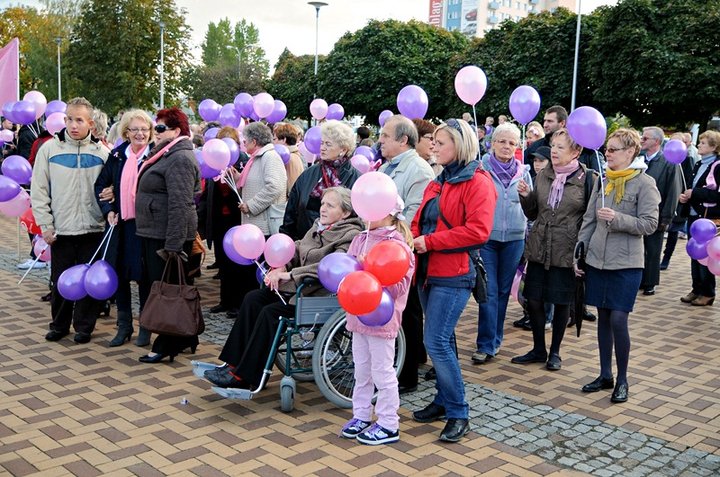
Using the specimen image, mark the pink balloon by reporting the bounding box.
[45,112,66,135]
[378,110,393,127]
[34,236,51,262]
[698,256,710,266]
[264,233,296,268]
[567,106,607,150]
[202,138,231,170]
[350,154,371,174]
[350,172,399,221]
[231,223,266,260]
[0,189,31,217]
[706,236,720,261]
[23,90,47,119]
[310,98,328,120]
[0,129,14,142]
[454,66,487,106]
[253,93,275,119]
[509,85,541,125]
[664,139,687,165]
[708,257,720,276]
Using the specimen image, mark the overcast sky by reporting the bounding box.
[3,0,619,67]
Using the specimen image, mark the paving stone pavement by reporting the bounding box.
[1,214,718,476]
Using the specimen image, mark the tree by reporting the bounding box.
[319,20,469,121]
[585,0,720,127]
[64,0,192,113]
[267,49,323,119]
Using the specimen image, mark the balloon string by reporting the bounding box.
[472,104,478,134]
[678,164,687,191]
[255,259,287,305]
[596,150,605,209]
[87,224,115,265]
[17,245,47,285]
[360,222,371,257]
[521,124,526,160]
[222,168,244,204]
[101,224,115,260]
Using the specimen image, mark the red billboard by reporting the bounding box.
[428,0,443,27]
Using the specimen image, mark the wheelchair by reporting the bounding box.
[192,280,406,412]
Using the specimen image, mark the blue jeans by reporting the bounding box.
[419,283,472,419]
[476,239,525,355]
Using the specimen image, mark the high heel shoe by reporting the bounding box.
[109,328,133,347]
[138,353,176,363]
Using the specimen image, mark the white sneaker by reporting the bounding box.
[17,259,47,270]
[544,321,552,330]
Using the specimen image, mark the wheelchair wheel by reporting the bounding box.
[274,332,315,382]
[312,310,406,409]
[280,376,296,413]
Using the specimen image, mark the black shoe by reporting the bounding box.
[204,364,230,382]
[212,272,221,280]
[567,315,576,328]
[207,262,219,270]
[109,328,133,347]
[660,261,669,271]
[209,304,228,313]
[583,310,597,322]
[424,367,436,381]
[101,301,111,317]
[45,330,69,341]
[399,384,418,395]
[610,382,629,403]
[40,292,52,302]
[643,287,655,296]
[207,369,248,388]
[139,353,175,363]
[546,353,562,371]
[581,376,614,393]
[511,350,547,364]
[412,403,446,423]
[73,332,91,344]
[513,315,531,329]
[439,418,470,442]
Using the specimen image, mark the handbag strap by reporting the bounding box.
[159,255,187,286]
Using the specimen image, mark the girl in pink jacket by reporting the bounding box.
[340,198,415,445]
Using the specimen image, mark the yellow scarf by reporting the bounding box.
[605,168,641,204]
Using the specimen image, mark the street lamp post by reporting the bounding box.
[570,0,582,112]
[308,2,328,78]
[55,37,62,101]
[159,21,165,109]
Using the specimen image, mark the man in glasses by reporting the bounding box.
[31,97,110,344]
[639,126,681,296]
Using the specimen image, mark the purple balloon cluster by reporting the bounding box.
[57,260,119,301]
[686,219,720,276]
[0,155,34,218]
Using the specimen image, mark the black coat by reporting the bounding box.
[684,155,720,219]
[644,152,681,226]
[279,160,360,241]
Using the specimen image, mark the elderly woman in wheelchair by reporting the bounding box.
[203,187,363,390]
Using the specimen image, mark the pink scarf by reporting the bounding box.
[119,144,149,220]
[235,152,256,188]
[547,159,580,209]
[703,160,719,208]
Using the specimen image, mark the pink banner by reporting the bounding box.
[428,0,443,27]
[0,38,20,107]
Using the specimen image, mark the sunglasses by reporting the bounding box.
[154,124,172,133]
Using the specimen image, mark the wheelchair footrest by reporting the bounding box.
[191,360,218,379]
[211,386,254,400]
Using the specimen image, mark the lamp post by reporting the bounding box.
[308,2,328,78]
[570,0,582,112]
[159,21,165,109]
[55,37,62,101]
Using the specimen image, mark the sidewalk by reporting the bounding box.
[0,214,718,476]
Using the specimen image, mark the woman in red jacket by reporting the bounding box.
[410,118,497,442]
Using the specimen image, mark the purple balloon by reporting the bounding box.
[0,175,21,202]
[58,264,89,301]
[2,101,15,121]
[266,100,287,124]
[567,106,607,150]
[358,289,394,327]
[396,85,428,120]
[318,253,363,293]
[45,100,67,115]
[249,110,260,122]
[378,110,393,127]
[304,126,322,155]
[203,127,219,142]
[84,260,119,300]
[664,139,687,165]
[274,144,291,164]
[223,226,254,265]
[255,265,265,285]
[234,92,254,118]
[221,137,241,166]
[508,85,541,125]
[2,155,33,185]
[687,238,709,260]
[690,218,718,244]
[198,99,221,122]
[354,146,375,162]
[218,103,240,127]
[12,100,36,125]
[326,103,345,121]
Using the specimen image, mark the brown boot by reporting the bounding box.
[680,292,698,303]
[691,296,715,306]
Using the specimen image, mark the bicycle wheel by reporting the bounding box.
[312,311,406,409]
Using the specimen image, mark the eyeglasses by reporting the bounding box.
[128,127,150,134]
[605,146,629,154]
[154,124,172,133]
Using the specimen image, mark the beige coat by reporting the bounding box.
[577,164,660,270]
[241,143,287,235]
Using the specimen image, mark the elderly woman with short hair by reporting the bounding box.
[473,122,532,364]
[577,128,660,403]
[513,128,596,371]
[413,119,441,176]
[273,123,305,193]
[280,120,360,240]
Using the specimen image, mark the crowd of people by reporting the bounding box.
[2,96,718,446]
